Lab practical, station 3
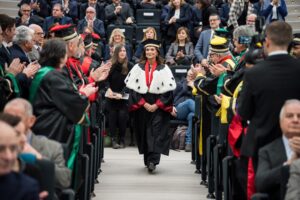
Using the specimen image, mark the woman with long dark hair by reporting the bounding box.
[125,39,176,173]
[106,44,133,149]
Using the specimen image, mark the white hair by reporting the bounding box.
[233,25,256,40]
[279,99,300,120]
[5,98,33,116]
[13,25,34,45]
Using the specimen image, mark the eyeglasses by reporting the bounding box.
[209,19,219,22]
[22,9,31,12]
[86,11,95,13]
[35,32,45,36]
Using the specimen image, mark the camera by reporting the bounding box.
[242,16,266,64]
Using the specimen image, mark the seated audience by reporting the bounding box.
[104,28,132,61]
[0,120,40,200]
[105,0,135,26]
[255,99,300,200]
[18,0,50,19]
[164,0,192,46]
[43,3,73,35]
[166,26,194,66]
[28,24,44,62]
[16,4,43,27]
[194,13,220,66]
[80,0,106,22]
[77,6,106,39]
[4,98,71,189]
[133,27,162,63]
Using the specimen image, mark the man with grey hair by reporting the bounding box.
[255,99,300,200]
[9,25,40,98]
[4,98,71,190]
[10,25,35,64]
[246,13,257,26]
[28,24,44,61]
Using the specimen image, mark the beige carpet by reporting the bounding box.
[94,147,208,200]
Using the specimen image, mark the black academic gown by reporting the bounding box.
[126,64,176,156]
[32,69,89,143]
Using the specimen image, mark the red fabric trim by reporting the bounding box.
[228,115,243,157]
[247,158,256,200]
[145,60,157,88]
[81,57,92,76]
[130,98,146,111]
[219,55,233,64]
[156,99,172,112]
[88,76,95,83]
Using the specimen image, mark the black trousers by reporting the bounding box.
[144,152,161,166]
[108,106,128,143]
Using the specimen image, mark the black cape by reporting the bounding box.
[32,69,89,143]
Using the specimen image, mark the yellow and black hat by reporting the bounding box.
[142,39,160,48]
[210,36,229,53]
[50,24,78,41]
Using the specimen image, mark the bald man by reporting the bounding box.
[0,121,40,200]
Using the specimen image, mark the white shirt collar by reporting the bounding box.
[268,50,288,56]
[282,135,293,160]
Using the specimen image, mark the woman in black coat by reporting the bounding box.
[106,44,133,149]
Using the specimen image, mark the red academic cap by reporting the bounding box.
[50,24,78,41]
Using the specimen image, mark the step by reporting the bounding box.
[286,13,300,21]
[0,8,18,17]
[0,0,19,8]
[288,21,300,30]
[287,5,300,15]
[293,29,300,33]
[285,0,300,5]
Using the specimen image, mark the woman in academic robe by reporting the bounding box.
[125,39,176,173]
[29,38,97,143]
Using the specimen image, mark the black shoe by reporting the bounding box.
[148,162,156,173]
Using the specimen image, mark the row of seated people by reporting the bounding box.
[0,14,109,199]
[188,20,300,200]
[16,0,268,48]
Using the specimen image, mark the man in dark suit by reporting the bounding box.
[0,14,16,68]
[255,99,300,200]
[77,6,105,38]
[237,21,300,170]
[105,0,135,25]
[18,0,50,19]
[79,0,105,22]
[43,3,73,35]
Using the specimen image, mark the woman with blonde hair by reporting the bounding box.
[166,26,194,65]
[133,27,161,63]
[104,28,132,61]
